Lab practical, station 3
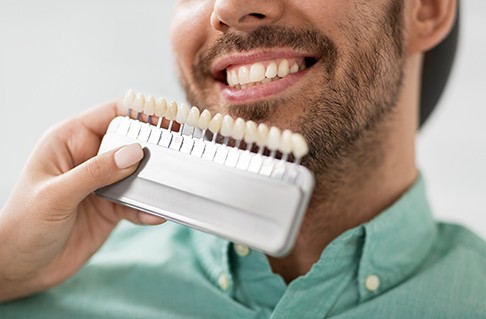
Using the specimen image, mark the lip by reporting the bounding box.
[219,68,311,103]
[211,49,316,103]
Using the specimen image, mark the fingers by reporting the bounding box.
[75,99,126,138]
[56,143,144,205]
[116,206,166,226]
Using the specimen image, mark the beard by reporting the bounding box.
[177,1,405,189]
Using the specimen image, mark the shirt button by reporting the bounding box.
[233,244,250,257]
[365,274,380,292]
[218,272,229,291]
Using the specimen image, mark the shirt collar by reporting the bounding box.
[192,173,438,312]
[358,174,438,301]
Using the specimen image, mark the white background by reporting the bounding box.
[0,1,484,238]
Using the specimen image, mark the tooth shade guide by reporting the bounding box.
[119,90,309,166]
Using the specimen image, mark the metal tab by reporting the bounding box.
[225,148,240,168]
[169,135,184,151]
[202,142,217,161]
[248,155,263,173]
[191,139,206,158]
[117,117,131,135]
[236,151,252,170]
[180,138,195,154]
[148,127,162,145]
[158,131,173,148]
[138,124,152,142]
[214,145,229,164]
[259,158,275,176]
[127,121,142,139]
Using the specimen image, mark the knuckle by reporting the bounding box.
[86,156,105,179]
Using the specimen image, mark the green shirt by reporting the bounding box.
[2,176,486,318]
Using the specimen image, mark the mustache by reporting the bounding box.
[196,25,339,76]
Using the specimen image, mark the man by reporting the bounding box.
[1,0,485,318]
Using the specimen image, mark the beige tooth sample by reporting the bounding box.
[186,107,200,127]
[123,89,135,110]
[291,133,309,159]
[250,63,265,83]
[277,59,290,78]
[208,113,223,134]
[165,100,178,121]
[265,62,278,79]
[176,103,189,124]
[144,95,156,116]
[238,67,250,85]
[220,115,234,137]
[266,126,281,151]
[155,97,167,117]
[232,118,246,141]
[279,129,293,155]
[289,63,299,74]
[197,109,212,130]
[133,92,145,113]
[244,121,257,144]
[256,123,269,149]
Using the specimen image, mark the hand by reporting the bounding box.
[0,100,165,302]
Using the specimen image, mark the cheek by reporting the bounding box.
[170,2,213,77]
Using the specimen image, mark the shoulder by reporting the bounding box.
[347,223,486,319]
[389,222,486,318]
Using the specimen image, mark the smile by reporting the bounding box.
[211,51,318,102]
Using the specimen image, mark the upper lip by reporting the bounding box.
[210,49,317,83]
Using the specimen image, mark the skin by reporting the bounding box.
[0,0,456,302]
[171,0,457,281]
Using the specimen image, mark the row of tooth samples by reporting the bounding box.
[122,89,309,163]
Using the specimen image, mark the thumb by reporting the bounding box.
[57,143,144,204]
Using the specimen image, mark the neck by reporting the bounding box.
[268,55,422,283]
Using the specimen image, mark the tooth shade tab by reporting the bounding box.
[267,127,281,151]
[166,101,178,121]
[232,117,246,140]
[133,92,145,113]
[198,109,212,130]
[176,103,190,124]
[144,95,156,116]
[209,113,223,134]
[186,107,200,127]
[244,121,258,144]
[220,115,234,137]
[256,123,269,147]
[118,91,311,165]
[155,97,167,117]
[123,89,135,110]
[291,133,309,158]
[280,129,293,154]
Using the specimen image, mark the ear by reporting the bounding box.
[407,0,457,53]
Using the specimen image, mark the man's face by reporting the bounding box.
[171,0,405,176]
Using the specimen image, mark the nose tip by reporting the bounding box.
[211,0,284,33]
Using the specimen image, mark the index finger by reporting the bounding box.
[76,98,126,138]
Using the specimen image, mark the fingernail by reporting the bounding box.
[114,144,144,169]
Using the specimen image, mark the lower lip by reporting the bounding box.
[219,68,310,103]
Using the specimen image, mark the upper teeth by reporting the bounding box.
[226,58,304,88]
